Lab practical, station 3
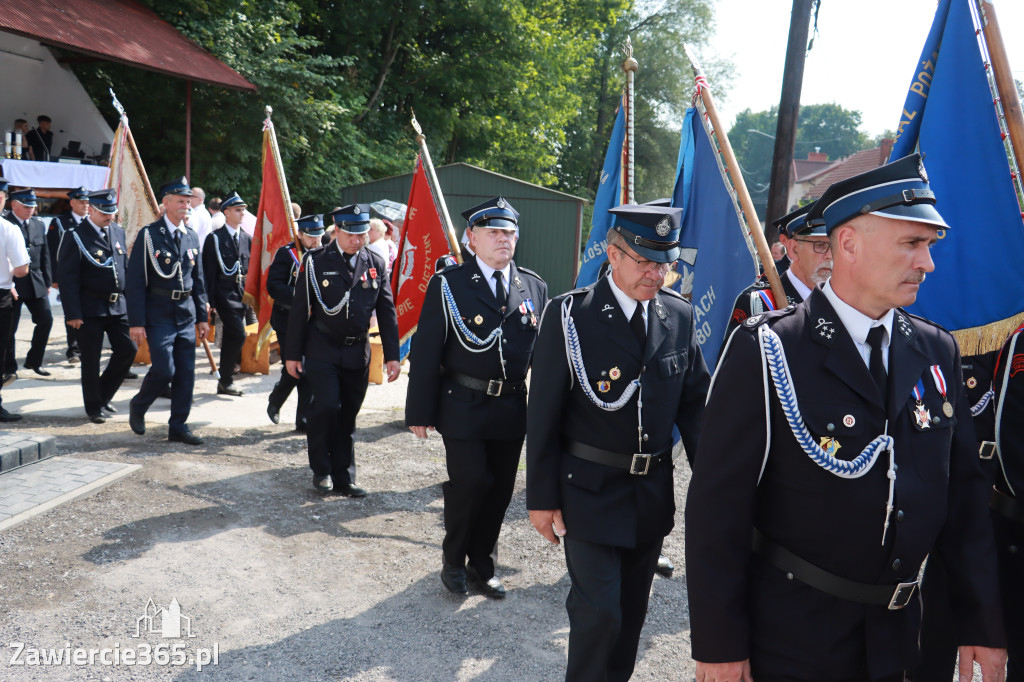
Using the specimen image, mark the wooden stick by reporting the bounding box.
[202,337,219,377]
[683,45,788,307]
[411,113,462,263]
[979,1,1024,182]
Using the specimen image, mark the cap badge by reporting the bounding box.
[655,216,671,237]
[497,198,506,209]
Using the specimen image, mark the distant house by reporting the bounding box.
[791,139,895,208]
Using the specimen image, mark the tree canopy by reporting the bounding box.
[69,0,723,215]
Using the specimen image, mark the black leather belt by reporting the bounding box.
[314,318,366,346]
[752,528,919,610]
[566,439,668,476]
[84,289,121,303]
[444,369,526,397]
[151,287,192,300]
[991,488,1024,524]
[274,302,292,312]
[979,441,997,460]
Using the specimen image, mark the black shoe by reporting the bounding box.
[655,554,674,579]
[217,381,242,396]
[87,412,106,424]
[313,475,333,492]
[168,429,204,445]
[267,403,281,424]
[0,406,22,422]
[441,563,468,595]
[467,566,506,599]
[295,420,308,433]
[158,386,173,399]
[25,366,51,377]
[336,483,367,498]
[125,370,139,379]
[102,403,118,414]
[3,373,17,387]
[129,408,145,435]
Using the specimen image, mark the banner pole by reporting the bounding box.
[978,1,1024,191]
[411,113,462,263]
[622,37,638,205]
[683,44,787,307]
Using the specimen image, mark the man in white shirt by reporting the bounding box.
[188,187,213,247]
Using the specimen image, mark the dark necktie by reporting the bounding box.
[867,325,888,400]
[493,271,507,310]
[174,230,182,250]
[630,304,647,349]
[234,231,240,253]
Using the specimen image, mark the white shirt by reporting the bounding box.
[0,216,30,289]
[70,211,85,226]
[367,239,390,270]
[189,204,213,247]
[822,280,894,372]
[785,267,813,302]
[607,271,648,326]
[475,259,512,300]
[211,211,226,230]
[85,216,108,240]
[163,215,188,242]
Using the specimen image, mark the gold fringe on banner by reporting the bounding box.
[950,311,1024,356]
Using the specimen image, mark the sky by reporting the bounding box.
[703,0,1024,143]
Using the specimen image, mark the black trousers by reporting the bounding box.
[268,312,311,426]
[65,323,80,358]
[217,305,246,387]
[562,536,662,682]
[439,435,523,578]
[0,289,15,407]
[77,315,136,415]
[303,358,369,484]
[7,295,52,371]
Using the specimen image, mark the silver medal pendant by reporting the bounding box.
[362,281,369,289]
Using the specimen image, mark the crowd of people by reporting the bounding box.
[0,151,1019,681]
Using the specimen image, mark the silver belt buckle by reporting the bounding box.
[630,453,652,475]
[887,581,918,610]
[486,379,503,397]
[979,441,996,460]
[108,293,119,303]
[171,290,184,300]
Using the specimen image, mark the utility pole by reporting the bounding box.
[765,0,814,243]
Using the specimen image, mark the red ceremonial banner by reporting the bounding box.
[244,117,298,353]
[392,155,452,344]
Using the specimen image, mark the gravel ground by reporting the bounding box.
[0,372,698,681]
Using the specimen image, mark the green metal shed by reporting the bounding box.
[338,163,585,295]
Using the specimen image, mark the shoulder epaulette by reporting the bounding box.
[659,286,687,302]
[515,265,544,281]
[742,305,797,330]
[437,262,464,275]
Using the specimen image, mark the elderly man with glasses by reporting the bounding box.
[527,203,710,681]
[722,201,833,345]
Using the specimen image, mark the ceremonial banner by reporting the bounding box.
[672,107,759,368]
[392,155,452,344]
[244,113,298,353]
[105,117,159,253]
[889,0,1024,351]
[576,93,628,286]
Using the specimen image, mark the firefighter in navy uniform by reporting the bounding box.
[722,201,832,342]
[56,189,136,424]
[285,204,400,496]
[527,203,709,680]
[406,196,548,599]
[202,191,252,396]
[126,177,209,446]
[988,324,1024,680]
[4,188,53,377]
[685,155,1006,682]
[50,186,89,364]
[266,214,322,429]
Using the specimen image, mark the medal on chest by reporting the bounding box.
[912,379,931,429]
[369,267,378,289]
[361,272,368,289]
[929,364,953,417]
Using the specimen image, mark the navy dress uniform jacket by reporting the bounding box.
[202,226,251,313]
[526,277,710,548]
[405,256,548,440]
[49,211,80,281]
[125,219,207,328]
[723,270,803,343]
[685,288,1006,678]
[285,245,400,367]
[267,242,302,334]
[55,221,128,319]
[5,213,52,298]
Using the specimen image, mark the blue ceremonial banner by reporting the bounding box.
[576,93,626,286]
[889,0,1024,348]
[672,107,758,368]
